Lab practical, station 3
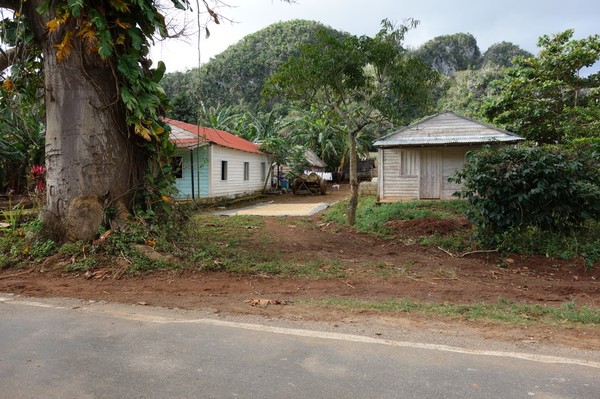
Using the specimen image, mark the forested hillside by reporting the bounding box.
[161,20,344,121]
[162,20,532,123]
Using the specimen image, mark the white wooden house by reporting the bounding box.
[166,118,269,200]
[373,112,524,202]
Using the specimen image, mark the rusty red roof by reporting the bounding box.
[165,118,264,154]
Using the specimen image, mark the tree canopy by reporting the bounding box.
[484,30,600,144]
[266,19,439,225]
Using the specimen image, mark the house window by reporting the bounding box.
[244,162,250,180]
[221,160,228,180]
[171,156,183,179]
[261,162,266,181]
[400,150,418,176]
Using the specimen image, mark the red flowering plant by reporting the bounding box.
[30,165,46,192]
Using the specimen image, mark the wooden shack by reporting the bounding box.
[373,112,524,202]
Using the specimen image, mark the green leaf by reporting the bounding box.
[68,0,85,17]
[120,87,138,111]
[171,0,188,11]
[117,55,140,83]
[152,61,166,83]
[127,28,143,52]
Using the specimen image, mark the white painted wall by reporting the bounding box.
[209,145,269,198]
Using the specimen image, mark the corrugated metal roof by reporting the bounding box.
[165,118,264,154]
[304,149,327,168]
[374,112,524,147]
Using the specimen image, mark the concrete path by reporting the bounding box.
[215,201,332,216]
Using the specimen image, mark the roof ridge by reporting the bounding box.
[373,112,524,147]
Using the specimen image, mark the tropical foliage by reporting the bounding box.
[451,141,600,244]
[483,30,600,144]
[0,58,44,194]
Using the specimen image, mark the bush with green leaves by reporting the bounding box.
[452,143,600,245]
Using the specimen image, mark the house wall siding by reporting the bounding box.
[174,147,209,199]
[380,148,419,200]
[379,146,470,201]
[210,145,268,198]
[441,146,468,199]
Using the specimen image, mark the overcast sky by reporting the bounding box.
[150,0,600,72]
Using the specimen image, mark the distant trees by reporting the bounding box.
[160,19,338,117]
[162,23,537,128]
[481,41,532,69]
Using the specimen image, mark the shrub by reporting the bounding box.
[452,144,600,245]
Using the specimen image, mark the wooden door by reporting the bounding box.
[420,150,441,199]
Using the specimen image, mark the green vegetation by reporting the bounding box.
[265,19,439,226]
[305,298,600,327]
[324,196,466,236]
[161,19,337,120]
[484,30,600,144]
[414,33,482,75]
[451,142,600,265]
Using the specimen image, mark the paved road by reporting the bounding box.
[1,295,598,399]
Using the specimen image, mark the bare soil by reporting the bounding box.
[1,184,598,350]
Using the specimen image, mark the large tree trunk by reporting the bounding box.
[25,3,146,242]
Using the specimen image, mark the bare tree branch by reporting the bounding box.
[0,46,21,72]
[0,0,20,11]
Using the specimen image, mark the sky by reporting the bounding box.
[150,0,600,73]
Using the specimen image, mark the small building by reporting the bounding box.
[301,149,332,181]
[373,112,524,202]
[277,148,329,185]
[340,157,376,182]
[166,118,270,200]
[303,149,327,173]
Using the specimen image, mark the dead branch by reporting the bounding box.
[437,247,499,258]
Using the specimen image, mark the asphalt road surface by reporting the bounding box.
[1,295,598,399]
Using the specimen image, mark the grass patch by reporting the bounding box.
[420,231,476,252]
[361,260,417,278]
[0,222,59,268]
[187,215,346,278]
[323,197,467,238]
[496,222,600,269]
[304,297,600,326]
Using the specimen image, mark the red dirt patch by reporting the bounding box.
[385,217,472,236]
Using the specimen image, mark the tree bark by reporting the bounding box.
[23,2,146,242]
[346,130,359,226]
